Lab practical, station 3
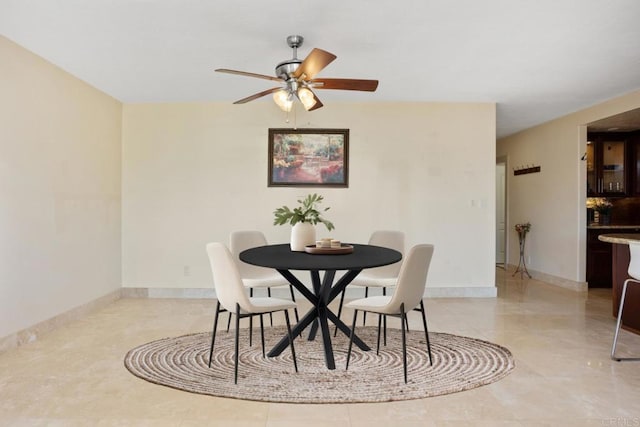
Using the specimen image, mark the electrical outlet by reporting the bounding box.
[183,265,191,277]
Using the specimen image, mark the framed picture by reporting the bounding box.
[268,128,349,187]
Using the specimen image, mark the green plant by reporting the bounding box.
[273,193,335,231]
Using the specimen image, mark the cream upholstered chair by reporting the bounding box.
[228,231,299,333]
[335,230,404,333]
[206,242,298,384]
[611,241,640,361]
[345,244,434,383]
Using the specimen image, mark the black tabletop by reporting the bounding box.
[239,243,402,271]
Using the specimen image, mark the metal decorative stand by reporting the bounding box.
[513,231,532,278]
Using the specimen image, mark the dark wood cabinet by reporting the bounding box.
[588,228,640,288]
[611,242,640,334]
[631,132,640,195]
[586,131,640,288]
[587,229,613,288]
[586,134,628,197]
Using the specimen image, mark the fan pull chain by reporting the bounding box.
[293,103,297,128]
[283,103,298,127]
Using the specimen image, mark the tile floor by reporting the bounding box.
[1,269,640,426]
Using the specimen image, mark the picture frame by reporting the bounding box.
[268,128,349,187]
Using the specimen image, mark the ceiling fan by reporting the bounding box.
[215,35,378,112]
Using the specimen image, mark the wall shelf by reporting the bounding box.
[513,165,541,176]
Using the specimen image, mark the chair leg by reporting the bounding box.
[241,288,253,340]
[346,310,358,370]
[226,311,232,332]
[611,280,640,361]
[400,303,407,383]
[420,300,433,366]
[260,314,265,358]
[383,315,387,346]
[249,316,253,347]
[376,313,382,355]
[289,285,300,323]
[227,285,246,333]
[284,310,298,372]
[403,291,410,333]
[234,303,240,384]
[363,287,369,326]
[382,288,387,346]
[334,288,347,337]
[267,288,273,326]
[208,301,221,368]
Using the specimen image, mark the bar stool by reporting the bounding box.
[611,240,640,361]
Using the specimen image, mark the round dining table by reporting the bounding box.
[240,243,402,369]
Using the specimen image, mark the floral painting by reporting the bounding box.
[268,128,349,187]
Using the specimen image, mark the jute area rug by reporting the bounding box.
[124,326,515,403]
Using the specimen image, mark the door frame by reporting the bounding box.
[496,155,508,268]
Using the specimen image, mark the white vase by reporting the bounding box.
[290,222,316,251]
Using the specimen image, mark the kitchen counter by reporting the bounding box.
[598,233,640,335]
[588,225,640,230]
[586,228,640,288]
[598,233,640,244]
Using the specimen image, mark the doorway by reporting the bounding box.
[496,159,507,267]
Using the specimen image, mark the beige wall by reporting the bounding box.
[0,35,497,343]
[497,89,640,284]
[0,36,122,340]
[122,101,497,296]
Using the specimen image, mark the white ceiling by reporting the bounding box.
[2,0,640,138]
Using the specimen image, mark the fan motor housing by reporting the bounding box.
[275,59,301,80]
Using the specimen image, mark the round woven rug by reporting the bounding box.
[124,326,515,403]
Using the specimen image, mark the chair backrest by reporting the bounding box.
[386,244,434,312]
[628,241,640,280]
[206,242,253,313]
[229,230,274,279]
[366,230,405,278]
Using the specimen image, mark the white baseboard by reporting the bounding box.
[122,287,215,299]
[0,280,503,354]
[505,264,588,292]
[425,286,497,298]
[121,285,498,299]
[0,289,122,354]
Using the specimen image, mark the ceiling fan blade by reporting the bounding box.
[310,78,379,92]
[215,68,282,82]
[308,91,324,111]
[233,87,282,104]
[292,48,337,80]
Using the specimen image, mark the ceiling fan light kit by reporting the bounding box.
[297,87,316,110]
[272,89,293,112]
[216,35,378,112]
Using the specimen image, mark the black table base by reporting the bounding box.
[239,244,401,370]
[267,268,370,369]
